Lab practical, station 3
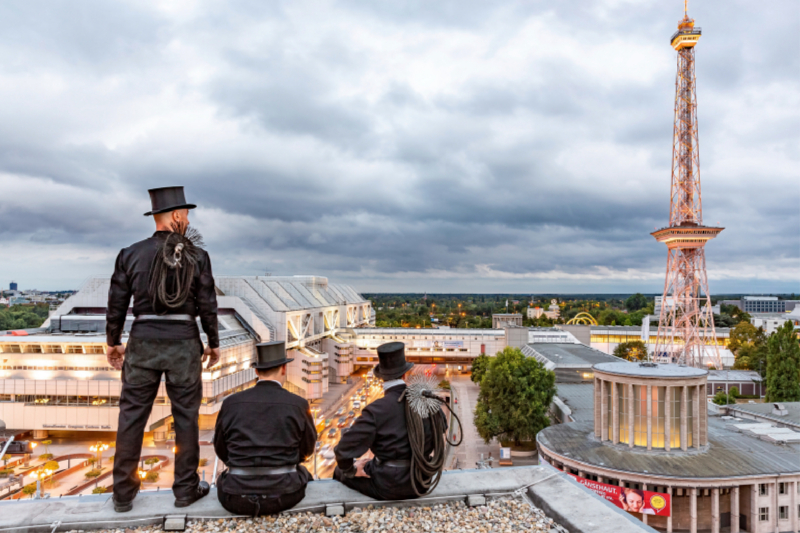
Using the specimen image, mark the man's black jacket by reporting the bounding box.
[106,231,219,348]
[334,383,446,499]
[214,380,317,495]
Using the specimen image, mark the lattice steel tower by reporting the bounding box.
[651,2,723,368]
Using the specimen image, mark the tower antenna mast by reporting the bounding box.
[651,3,723,369]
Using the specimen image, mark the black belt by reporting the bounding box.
[227,465,297,476]
[374,458,410,468]
[135,314,195,321]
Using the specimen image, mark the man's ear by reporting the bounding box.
[281,365,287,376]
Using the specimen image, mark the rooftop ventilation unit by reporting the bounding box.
[773,403,788,416]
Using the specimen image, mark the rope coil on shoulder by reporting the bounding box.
[148,227,205,313]
[401,376,464,497]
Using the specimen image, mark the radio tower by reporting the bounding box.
[652,1,723,368]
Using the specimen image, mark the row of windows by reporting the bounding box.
[759,482,800,496]
[590,335,728,346]
[759,505,800,522]
[602,383,693,448]
[0,345,106,354]
[0,365,117,372]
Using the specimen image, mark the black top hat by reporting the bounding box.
[373,342,414,380]
[144,186,197,216]
[252,341,293,370]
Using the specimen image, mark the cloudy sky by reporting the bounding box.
[0,0,797,294]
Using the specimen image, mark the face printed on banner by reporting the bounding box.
[624,490,645,512]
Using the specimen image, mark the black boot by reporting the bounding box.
[113,496,134,513]
[174,481,210,508]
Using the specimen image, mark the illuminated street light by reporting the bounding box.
[89,442,109,467]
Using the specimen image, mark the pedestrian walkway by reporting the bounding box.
[450,376,499,470]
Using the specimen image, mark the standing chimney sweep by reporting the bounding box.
[333,342,451,500]
[213,341,317,516]
[106,186,219,513]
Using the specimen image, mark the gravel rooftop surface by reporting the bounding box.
[65,498,565,533]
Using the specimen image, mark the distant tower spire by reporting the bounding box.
[651,4,723,368]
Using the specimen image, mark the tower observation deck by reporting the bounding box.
[652,3,723,369]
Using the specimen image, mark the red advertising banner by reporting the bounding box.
[568,474,671,517]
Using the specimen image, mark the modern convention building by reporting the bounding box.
[538,361,800,533]
[0,276,372,437]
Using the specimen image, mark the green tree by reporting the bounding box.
[625,293,649,312]
[765,322,800,402]
[470,354,490,384]
[473,347,556,446]
[22,484,37,498]
[145,471,159,482]
[2,454,10,468]
[41,440,51,454]
[731,322,768,376]
[613,341,648,361]
[92,486,107,494]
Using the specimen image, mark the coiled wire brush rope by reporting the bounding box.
[148,227,205,312]
[400,375,464,497]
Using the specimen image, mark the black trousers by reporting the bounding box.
[333,467,383,500]
[113,337,203,503]
[217,473,306,516]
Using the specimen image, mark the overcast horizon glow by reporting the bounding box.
[0,0,797,294]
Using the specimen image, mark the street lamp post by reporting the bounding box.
[89,442,109,468]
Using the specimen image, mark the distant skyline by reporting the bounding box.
[0,1,797,294]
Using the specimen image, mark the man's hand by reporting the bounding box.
[202,346,220,369]
[354,457,370,478]
[106,345,125,371]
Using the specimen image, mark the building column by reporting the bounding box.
[773,480,779,533]
[594,378,601,437]
[700,384,708,446]
[612,381,619,443]
[628,383,635,448]
[750,484,758,533]
[681,385,688,451]
[647,384,653,450]
[693,385,700,449]
[665,386,671,451]
[712,488,720,533]
[642,483,649,526]
[791,480,798,533]
[667,486,673,533]
[601,380,608,441]
[731,485,740,533]
[690,487,698,533]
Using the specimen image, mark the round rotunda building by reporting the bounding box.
[537,362,800,533]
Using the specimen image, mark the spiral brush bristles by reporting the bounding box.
[406,374,443,418]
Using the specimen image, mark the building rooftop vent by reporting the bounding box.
[773,403,788,416]
[639,362,658,368]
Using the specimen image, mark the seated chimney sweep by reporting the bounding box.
[334,342,447,500]
[213,341,316,516]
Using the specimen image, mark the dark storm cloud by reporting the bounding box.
[0,0,796,293]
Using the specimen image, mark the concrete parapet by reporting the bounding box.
[0,467,655,533]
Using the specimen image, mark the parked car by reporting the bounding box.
[335,407,345,416]
[347,410,356,419]
[352,401,361,410]
[327,428,337,438]
[337,417,349,428]
[360,395,367,402]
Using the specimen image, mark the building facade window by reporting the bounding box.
[670,387,681,448]
[633,385,647,446]
[618,383,629,443]
[759,507,769,522]
[686,389,694,447]
[779,482,787,495]
[652,386,666,448]
[759,484,769,496]
[779,506,788,521]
